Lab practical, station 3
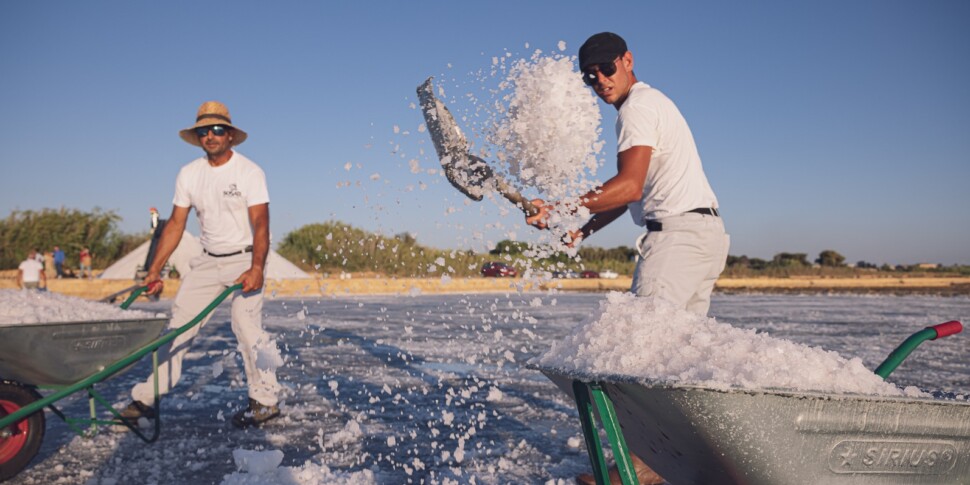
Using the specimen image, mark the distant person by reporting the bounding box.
[79,247,93,279]
[526,32,729,485]
[53,246,65,278]
[17,249,47,290]
[119,101,282,429]
[44,250,55,279]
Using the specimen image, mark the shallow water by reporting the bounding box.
[7,292,969,484]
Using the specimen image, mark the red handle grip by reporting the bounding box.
[930,321,963,339]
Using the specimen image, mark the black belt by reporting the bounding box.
[646,208,719,232]
[204,245,253,257]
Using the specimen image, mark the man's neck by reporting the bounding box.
[207,150,234,167]
[612,75,638,110]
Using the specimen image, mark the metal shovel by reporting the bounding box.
[416,77,539,217]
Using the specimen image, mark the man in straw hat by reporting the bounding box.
[526,32,730,484]
[119,101,283,429]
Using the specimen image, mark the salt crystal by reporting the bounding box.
[232,449,283,473]
[0,290,156,325]
[535,292,913,397]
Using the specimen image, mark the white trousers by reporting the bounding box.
[132,253,281,406]
[631,212,730,316]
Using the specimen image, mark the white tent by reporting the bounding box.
[99,231,310,280]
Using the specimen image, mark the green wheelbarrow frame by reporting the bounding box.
[0,284,243,445]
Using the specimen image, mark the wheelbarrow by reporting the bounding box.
[535,320,968,485]
[0,283,242,481]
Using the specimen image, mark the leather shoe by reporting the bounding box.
[575,453,664,485]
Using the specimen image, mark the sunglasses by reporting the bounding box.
[581,58,621,86]
[194,125,230,137]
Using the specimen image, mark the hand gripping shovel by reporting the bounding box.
[416,77,539,217]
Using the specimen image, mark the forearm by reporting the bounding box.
[580,206,628,240]
[250,221,269,271]
[578,178,643,215]
[248,203,270,271]
[148,218,186,275]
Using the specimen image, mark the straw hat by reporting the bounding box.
[178,101,248,147]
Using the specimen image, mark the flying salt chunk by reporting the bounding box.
[453,438,466,463]
[535,292,916,397]
[387,436,397,447]
[557,40,567,51]
[435,257,446,266]
[441,410,455,426]
[231,449,283,474]
[0,289,156,325]
[440,274,452,285]
[393,125,401,134]
[220,460,375,485]
[486,387,504,402]
[253,339,283,371]
[325,419,364,448]
[369,173,381,181]
[409,159,421,174]
[343,162,352,171]
[567,436,582,448]
[487,51,603,202]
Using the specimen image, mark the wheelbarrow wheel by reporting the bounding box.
[0,383,45,481]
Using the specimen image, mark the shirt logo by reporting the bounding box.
[223,183,242,198]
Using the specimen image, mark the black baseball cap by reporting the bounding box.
[578,32,628,70]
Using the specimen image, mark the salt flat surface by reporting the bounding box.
[7,293,968,484]
[0,289,157,325]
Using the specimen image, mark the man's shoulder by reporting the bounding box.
[177,157,209,175]
[230,152,264,171]
[626,82,667,104]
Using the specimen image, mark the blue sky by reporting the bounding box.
[1,1,968,265]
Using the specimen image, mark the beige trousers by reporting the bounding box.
[631,212,730,316]
[131,253,281,406]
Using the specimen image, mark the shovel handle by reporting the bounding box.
[495,177,540,217]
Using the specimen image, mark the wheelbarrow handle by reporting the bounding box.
[930,320,963,339]
[874,320,963,379]
[119,281,163,310]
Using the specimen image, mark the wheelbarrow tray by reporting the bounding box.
[0,318,168,387]
[538,366,970,485]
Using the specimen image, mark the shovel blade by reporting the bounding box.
[416,77,494,201]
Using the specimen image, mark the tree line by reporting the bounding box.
[1,209,967,278]
[0,208,146,270]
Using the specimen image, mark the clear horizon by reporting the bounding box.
[1,1,968,266]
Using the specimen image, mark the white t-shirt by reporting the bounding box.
[173,151,269,254]
[19,259,43,283]
[616,82,718,224]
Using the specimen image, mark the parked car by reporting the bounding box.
[599,270,619,279]
[551,270,579,279]
[481,262,517,277]
[580,271,600,279]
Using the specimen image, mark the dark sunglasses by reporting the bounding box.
[581,58,620,86]
[194,125,230,137]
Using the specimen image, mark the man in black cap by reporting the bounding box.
[527,32,730,484]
